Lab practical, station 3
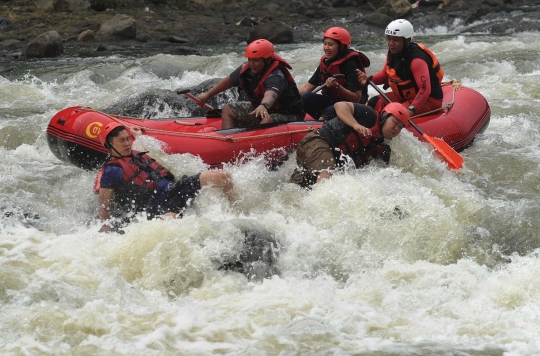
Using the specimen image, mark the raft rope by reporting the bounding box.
[78,107,316,142]
[410,80,461,119]
[80,81,461,139]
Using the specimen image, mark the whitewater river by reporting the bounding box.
[1,28,540,355]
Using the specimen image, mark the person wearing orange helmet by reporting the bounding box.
[298,26,370,121]
[94,123,234,232]
[357,19,444,117]
[290,102,410,188]
[197,39,304,129]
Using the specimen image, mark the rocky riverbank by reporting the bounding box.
[0,0,539,60]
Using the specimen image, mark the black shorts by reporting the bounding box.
[147,173,202,218]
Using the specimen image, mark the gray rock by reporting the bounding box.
[52,0,90,11]
[247,21,294,44]
[97,14,136,39]
[89,0,116,11]
[0,17,12,27]
[0,39,20,47]
[24,30,63,58]
[77,29,94,41]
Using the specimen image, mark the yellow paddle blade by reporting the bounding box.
[423,134,464,170]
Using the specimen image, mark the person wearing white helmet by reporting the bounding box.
[357,19,444,117]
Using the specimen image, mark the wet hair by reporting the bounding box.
[105,126,126,149]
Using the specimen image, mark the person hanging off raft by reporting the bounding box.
[290,102,410,188]
[94,123,234,233]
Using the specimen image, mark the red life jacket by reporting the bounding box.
[93,150,174,194]
[238,54,297,111]
[384,43,444,101]
[336,121,390,167]
[319,50,370,98]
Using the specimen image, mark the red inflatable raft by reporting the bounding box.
[46,82,490,170]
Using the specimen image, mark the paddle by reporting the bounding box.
[177,88,216,112]
[368,80,464,170]
[313,74,346,93]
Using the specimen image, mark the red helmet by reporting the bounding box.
[245,39,274,59]
[323,27,352,48]
[99,122,125,148]
[382,103,410,126]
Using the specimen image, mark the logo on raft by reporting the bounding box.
[86,122,103,139]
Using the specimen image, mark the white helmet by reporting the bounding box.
[385,19,414,39]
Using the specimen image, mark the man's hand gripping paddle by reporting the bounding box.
[177,88,216,112]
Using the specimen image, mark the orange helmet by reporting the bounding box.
[323,27,352,48]
[382,103,410,126]
[99,122,125,148]
[245,39,274,59]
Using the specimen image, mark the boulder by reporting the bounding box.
[89,0,116,11]
[247,21,294,44]
[0,17,12,27]
[24,30,64,58]
[1,39,20,47]
[77,29,95,41]
[378,0,412,18]
[97,14,136,39]
[52,0,90,11]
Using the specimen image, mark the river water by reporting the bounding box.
[1,29,540,354]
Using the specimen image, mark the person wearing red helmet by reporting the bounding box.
[298,26,371,121]
[357,19,444,117]
[94,124,234,232]
[290,102,409,188]
[197,39,304,129]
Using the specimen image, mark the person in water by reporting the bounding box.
[298,26,370,121]
[290,102,410,188]
[95,123,234,232]
[357,19,444,117]
[197,39,304,129]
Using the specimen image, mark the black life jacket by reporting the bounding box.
[385,42,444,101]
[94,150,175,213]
[319,49,370,99]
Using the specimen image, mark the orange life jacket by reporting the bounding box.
[384,43,444,101]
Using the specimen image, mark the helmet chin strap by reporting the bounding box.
[379,112,390,135]
[108,144,131,158]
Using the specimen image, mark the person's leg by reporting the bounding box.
[290,132,335,188]
[200,170,235,202]
[221,104,238,129]
[301,92,334,120]
[225,102,258,128]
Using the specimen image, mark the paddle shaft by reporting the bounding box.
[184,92,215,111]
[313,74,346,93]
